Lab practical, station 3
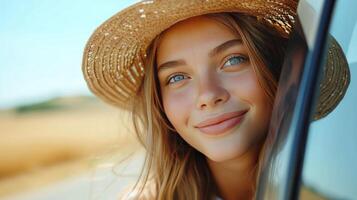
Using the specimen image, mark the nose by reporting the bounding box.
[196,76,230,110]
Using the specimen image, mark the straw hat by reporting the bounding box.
[82,0,350,120]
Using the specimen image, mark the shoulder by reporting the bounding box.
[118,181,156,200]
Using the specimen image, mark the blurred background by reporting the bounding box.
[0,1,143,199]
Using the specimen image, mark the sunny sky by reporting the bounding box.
[0,0,139,109]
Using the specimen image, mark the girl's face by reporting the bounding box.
[156,16,272,162]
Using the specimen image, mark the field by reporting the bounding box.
[0,96,141,198]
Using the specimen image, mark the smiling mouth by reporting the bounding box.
[195,110,248,136]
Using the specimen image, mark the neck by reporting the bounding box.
[207,143,262,200]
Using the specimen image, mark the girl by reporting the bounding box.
[82,0,349,199]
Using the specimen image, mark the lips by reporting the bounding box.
[195,110,248,136]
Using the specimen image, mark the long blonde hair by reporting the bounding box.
[129,13,288,199]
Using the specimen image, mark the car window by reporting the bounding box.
[256,0,336,199]
[299,0,357,199]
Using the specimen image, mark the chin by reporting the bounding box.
[203,145,248,163]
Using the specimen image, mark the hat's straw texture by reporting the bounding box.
[314,37,350,120]
[82,0,296,108]
[82,0,350,120]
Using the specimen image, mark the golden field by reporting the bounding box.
[0,96,141,198]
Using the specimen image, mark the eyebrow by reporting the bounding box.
[157,60,186,73]
[157,39,242,73]
[209,38,242,57]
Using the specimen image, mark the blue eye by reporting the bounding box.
[167,74,188,84]
[223,55,247,68]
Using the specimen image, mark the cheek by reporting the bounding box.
[226,70,272,132]
[225,70,266,104]
[244,72,272,136]
[162,87,194,128]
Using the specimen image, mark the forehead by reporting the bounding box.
[157,16,240,62]
[162,15,236,38]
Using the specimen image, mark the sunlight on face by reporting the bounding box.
[156,16,272,162]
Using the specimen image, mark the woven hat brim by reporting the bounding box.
[82,0,297,109]
[313,36,350,120]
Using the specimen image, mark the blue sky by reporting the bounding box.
[0,0,138,109]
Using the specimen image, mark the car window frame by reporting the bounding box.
[255,0,337,199]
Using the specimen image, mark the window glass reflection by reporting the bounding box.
[300,0,357,199]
